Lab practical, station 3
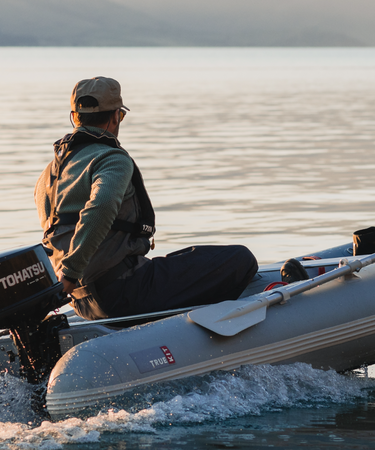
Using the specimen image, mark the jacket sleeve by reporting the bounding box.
[60,150,134,280]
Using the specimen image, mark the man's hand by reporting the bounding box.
[58,270,76,295]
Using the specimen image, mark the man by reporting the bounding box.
[35,76,258,320]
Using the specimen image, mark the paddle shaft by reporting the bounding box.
[202,253,375,326]
[266,254,375,307]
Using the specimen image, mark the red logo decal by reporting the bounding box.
[160,346,175,364]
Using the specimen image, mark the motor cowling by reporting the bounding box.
[0,244,68,327]
[0,244,70,384]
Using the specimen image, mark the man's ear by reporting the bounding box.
[71,112,79,126]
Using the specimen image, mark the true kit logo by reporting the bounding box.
[130,345,176,374]
[0,261,46,290]
[149,346,176,369]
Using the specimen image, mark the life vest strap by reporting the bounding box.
[52,213,155,238]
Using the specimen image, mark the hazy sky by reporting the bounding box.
[112,0,375,22]
[86,0,375,45]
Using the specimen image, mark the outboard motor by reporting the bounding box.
[0,244,70,384]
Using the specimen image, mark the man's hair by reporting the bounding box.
[74,96,115,127]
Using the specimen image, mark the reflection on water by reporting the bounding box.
[1,48,375,263]
[1,45,375,449]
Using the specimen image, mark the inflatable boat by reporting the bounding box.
[1,241,375,420]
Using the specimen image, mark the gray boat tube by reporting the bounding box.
[46,257,375,420]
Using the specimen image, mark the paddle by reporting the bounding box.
[188,253,375,337]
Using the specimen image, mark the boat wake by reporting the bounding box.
[0,362,374,449]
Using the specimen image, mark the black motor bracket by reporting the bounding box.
[11,312,69,384]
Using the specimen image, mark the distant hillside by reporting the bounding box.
[0,0,185,46]
[1,0,375,46]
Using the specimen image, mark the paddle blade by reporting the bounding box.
[188,299,267,336]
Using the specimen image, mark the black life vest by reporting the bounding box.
[44,129,156,239]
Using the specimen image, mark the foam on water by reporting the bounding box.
[0,363,374,449]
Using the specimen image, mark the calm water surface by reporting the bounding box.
[1,47,375,449]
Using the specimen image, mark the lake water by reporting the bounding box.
[1,47,375,448]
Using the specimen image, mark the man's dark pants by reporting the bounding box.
[95,245,258,318]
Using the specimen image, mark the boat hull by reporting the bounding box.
[46,259,375,419]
